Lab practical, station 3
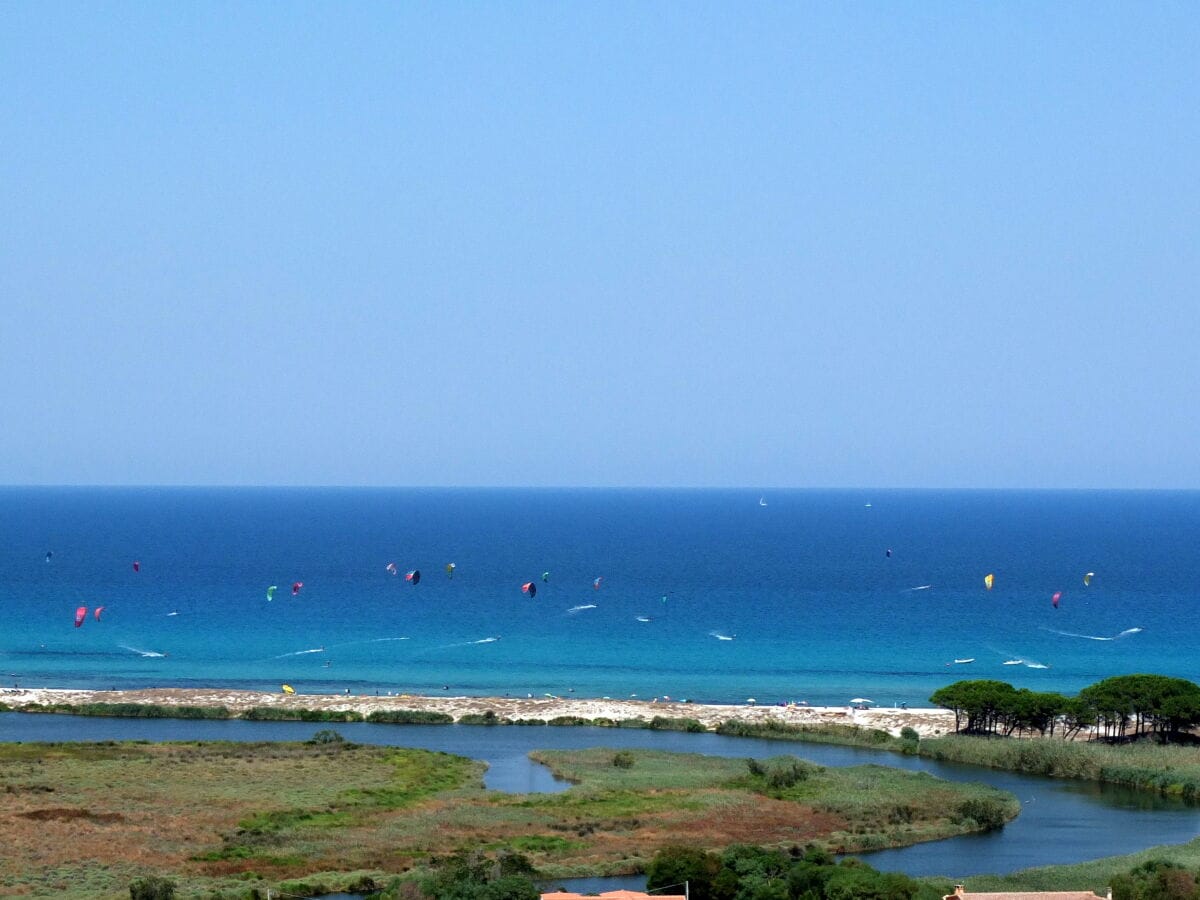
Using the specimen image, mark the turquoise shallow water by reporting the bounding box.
[2,487,1197,705]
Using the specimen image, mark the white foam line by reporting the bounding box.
[271,647,326,659]
[327,637,410,650]
[119,644,167,658]
[436,636,501,649]
[1040,626,1143,641]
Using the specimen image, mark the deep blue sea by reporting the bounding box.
[2,488,1197,706]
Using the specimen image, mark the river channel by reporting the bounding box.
[2,713,1196,884]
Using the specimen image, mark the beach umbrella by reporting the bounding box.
[850,698,873,704]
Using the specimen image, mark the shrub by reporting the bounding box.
[242,707,362,722]
[345,874,380,892]
[1112,860,1199,900]
[900,727,920,742]
[647,845,722,900]
[547,716,590,726]
[459,711,508,725]
[956,797,1010,831]
[766,759,811,789]
[129,875,176,900]
[612,750,635,768]
[308,729,345,744]
[648,716,707,733]
[365,709,453,725]
[745,757,814,790]
[20,702,232,720]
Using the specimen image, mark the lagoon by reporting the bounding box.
[2,713,1196,877]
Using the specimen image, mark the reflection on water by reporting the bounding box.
[1062,778,1192,812]
[1,713,1197,877]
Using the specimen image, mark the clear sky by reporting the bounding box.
[2,3,1197,488]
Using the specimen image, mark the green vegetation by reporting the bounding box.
[734,721,1200,802]
[18,702,232,719]
[0,739,1019,897]
[0,739,484,899]
[417,850,539,900]
[745,756,815,789]
[241,706,363,722]
[612,749,636,768]
[128,875,177,899]
[459,710,509,725]
[307,728,345,744]
[648,715,709,732]
[713,701,1200,802]
[717,719,908,750]
[919,735,1200,800]
[527,748,1017,858]
[930,675,1200,741]
[643,843,949,900]
[366,708,454,724]
[949,835,1200,895]
[547,715,592,726]
[9,700,462,725]
[1113,860,1200,900]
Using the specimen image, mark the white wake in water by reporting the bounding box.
[328,637,410,649]
[120,644,167,658]
[1040,626,1143,642]
[271,647,326,658]
[438,636,501,649]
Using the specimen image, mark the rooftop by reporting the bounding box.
[943,885,1109,900]
[541,892,687,900]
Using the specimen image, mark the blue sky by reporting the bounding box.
[2,3,1197,488]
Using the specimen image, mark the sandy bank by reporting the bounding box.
[0,687,955,737]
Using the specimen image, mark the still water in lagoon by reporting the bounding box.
[2,713,1196,878]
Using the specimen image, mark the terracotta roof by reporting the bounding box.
[949,893,1104,900]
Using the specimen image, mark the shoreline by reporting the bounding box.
[0,686,954,736]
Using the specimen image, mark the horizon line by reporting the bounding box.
[1,483,1197,492]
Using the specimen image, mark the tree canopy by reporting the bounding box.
[645,844,943,900]
[930,675,1200,741]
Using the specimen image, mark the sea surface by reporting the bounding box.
[2,487,1198,706]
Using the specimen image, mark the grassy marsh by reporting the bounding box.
[0,740,1016,898]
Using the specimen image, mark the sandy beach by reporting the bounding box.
[1,687,955,737]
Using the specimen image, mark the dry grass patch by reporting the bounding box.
[0,741,1019,896]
